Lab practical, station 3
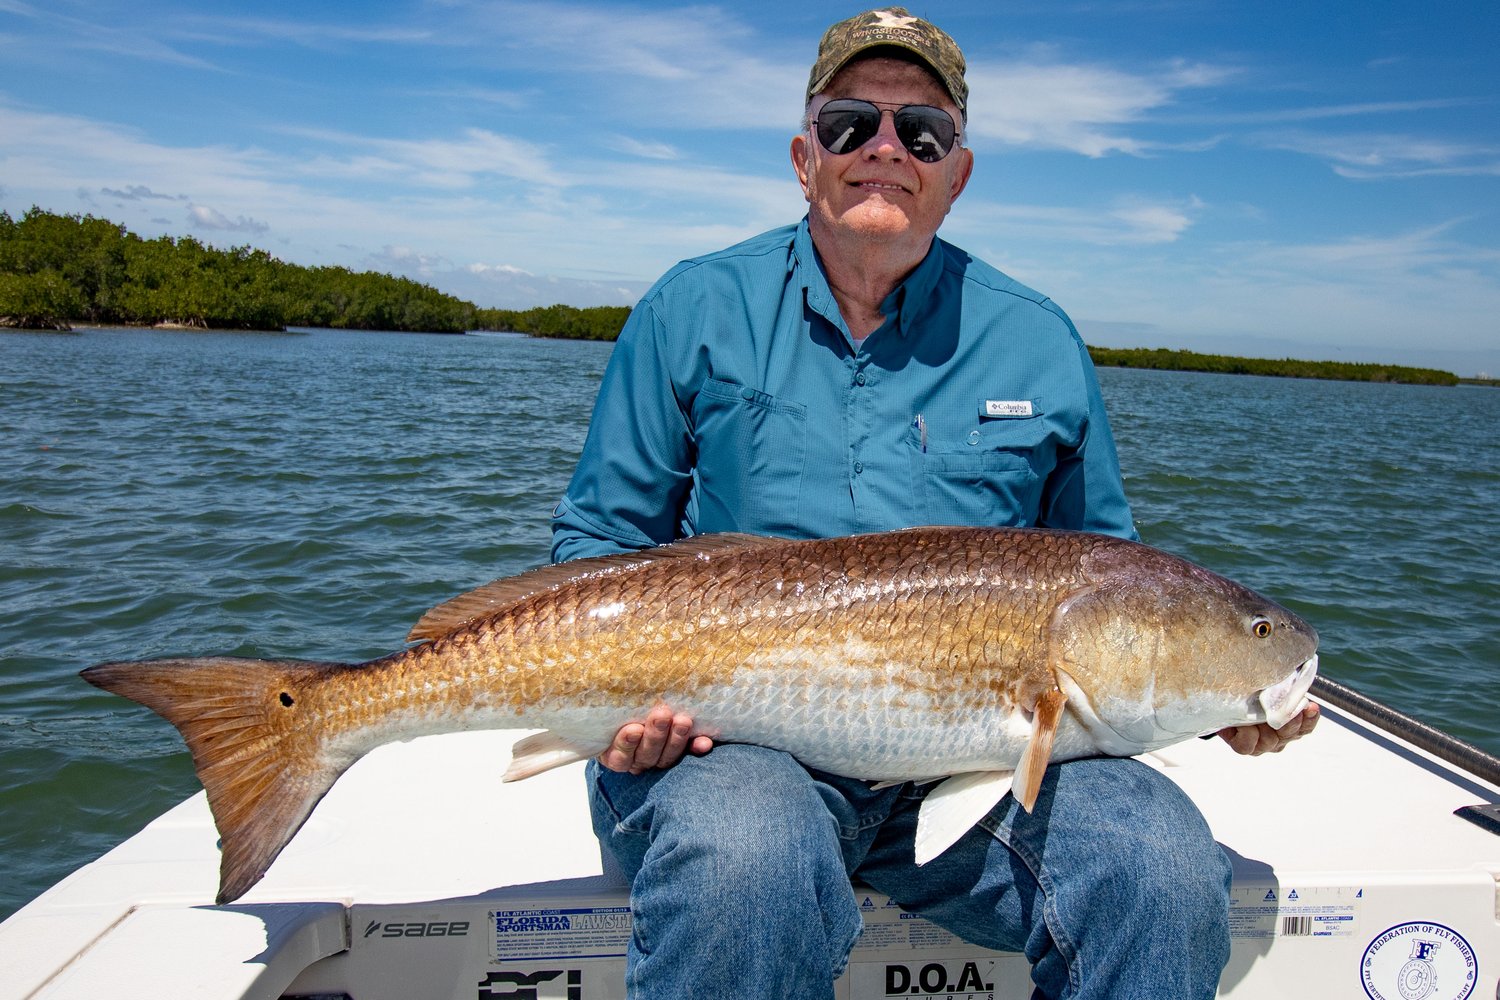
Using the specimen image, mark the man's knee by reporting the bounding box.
[590,744,845,884]
[599,745,864,987]
[655,747,842,869]
[1047,759,1231,927]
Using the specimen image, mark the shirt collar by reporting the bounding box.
[792,217,945,343]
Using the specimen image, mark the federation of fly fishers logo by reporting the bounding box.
[1361,922,1478,1000]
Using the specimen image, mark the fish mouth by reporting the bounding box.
[1257,654,1319,730]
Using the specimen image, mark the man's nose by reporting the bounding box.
[863,109,906,159]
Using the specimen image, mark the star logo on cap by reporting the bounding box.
[871,10,920,29]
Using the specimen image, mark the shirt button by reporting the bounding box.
[854,372,866,386]
[853,461,864,474]
[742,387,756,401]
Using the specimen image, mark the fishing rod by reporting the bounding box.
[1312,674,1500,791]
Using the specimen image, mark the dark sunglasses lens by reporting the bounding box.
[816,102,881,155]
[894,107,956,162]
[815,100,957,162]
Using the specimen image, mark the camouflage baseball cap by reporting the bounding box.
[806,7,968,112]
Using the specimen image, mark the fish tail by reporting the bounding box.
[82,655,350,905]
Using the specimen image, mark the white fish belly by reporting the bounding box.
[519,653,1044,781]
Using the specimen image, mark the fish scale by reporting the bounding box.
[82,524,1318,904]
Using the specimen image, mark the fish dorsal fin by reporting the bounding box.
[1012,687,1068,812]
[406,555,655,642]
[914,770,1015,865]
[406,532,782,642]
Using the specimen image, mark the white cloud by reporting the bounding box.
[0,98,795,293]
[368,244,453,276]
[189,204,269,233]
[965,57,1232,156]
[605,135,681,161]
[23,5,220,70]
[1106,197,1200,243]
[1234,221,1500,280]
[2,2,1494,374]
[467,262,533,277]
[413,86,531,110]
[170,15,434,48]
[1166,98,1474,126]
[437,265,649,310]
[444,0,804,130]
[1017,221,1500,373]
[101,184,184,201]
[949,194,1204,247]
[1253,130,1500,179]
[281,126,563,190]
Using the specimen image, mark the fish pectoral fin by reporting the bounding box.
[1013,688,1068,813]
[503,730,606,782]
[914,771,1015,865]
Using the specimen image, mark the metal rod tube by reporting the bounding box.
[1312,675,1500,788]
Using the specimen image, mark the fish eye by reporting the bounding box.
[1251,617,1274,639]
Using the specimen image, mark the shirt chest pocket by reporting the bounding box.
[690,378,808,535]
[917,417,1052,526]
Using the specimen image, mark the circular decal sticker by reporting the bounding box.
[1361,921,1478,1000]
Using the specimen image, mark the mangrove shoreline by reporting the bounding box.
[2,207,1473,386]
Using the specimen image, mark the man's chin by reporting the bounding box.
[828,204,918,241]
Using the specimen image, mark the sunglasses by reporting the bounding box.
[812,98,960,163]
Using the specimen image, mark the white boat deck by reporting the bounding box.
[3,699,1497,1000]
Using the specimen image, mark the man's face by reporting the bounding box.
[792,56,973,254]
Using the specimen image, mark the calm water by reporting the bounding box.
[2,328,1497,920]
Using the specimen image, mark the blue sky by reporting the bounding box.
[2,1,1497,375]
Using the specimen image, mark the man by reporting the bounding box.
[552,9,1318,998]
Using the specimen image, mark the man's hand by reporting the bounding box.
[1218,701,1320,756]
[598,704,715,774]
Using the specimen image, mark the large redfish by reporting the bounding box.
[83,526,1318,904]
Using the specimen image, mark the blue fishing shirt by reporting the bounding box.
[551,220,1135,563]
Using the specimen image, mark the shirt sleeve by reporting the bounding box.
[1037,336,1139,541]
[550,298,696,563]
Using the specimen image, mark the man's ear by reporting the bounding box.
[790,133,813,201]
[948,146,974,203]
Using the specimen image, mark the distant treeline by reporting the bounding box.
[1087,347,1458,386]
[482,322,1464,386]
[1,208,1468,385]
[0,207,475,333]
[472,304,632,341]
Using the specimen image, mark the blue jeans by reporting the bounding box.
[587,744,1232,1000]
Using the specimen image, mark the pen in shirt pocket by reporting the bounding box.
[913,413,927,452]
